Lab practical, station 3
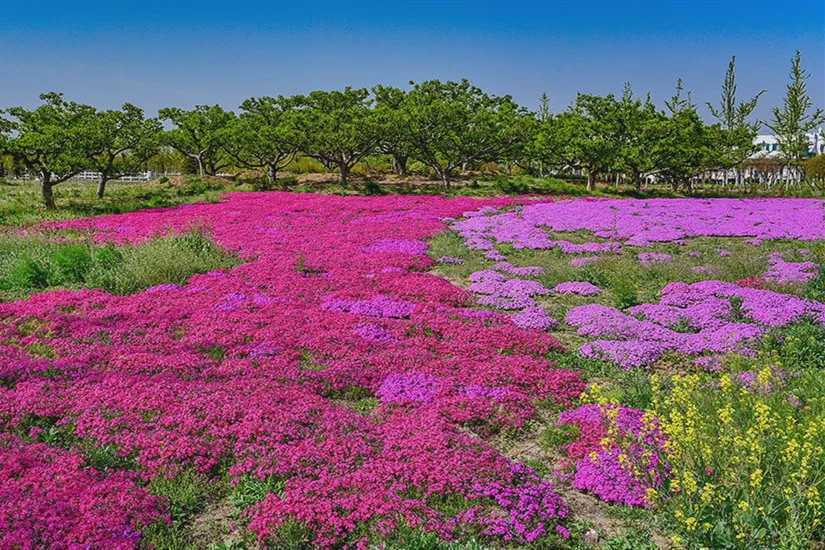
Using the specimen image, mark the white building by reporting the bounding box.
[750,131,825,159]
[726,130,825,184]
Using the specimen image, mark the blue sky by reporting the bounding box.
[1,1,823,124]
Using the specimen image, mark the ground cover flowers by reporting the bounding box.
[0,192,583,547]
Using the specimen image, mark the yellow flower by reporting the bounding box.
[700,483,714,505]
[738,500,749,512]
[685,516,698,531]
[750,468,763,488]
[718,404,734,425]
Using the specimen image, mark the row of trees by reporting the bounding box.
[1,51,822,208]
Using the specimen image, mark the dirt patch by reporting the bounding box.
[188,498,256,548]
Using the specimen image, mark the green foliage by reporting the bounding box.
[401,79,533,186]
[805,264,825,302]
[224,96,300,184]
[540,422,580,451]
[0,229,236,300]
[144,469,223,549]
[766,51,825,169]
[652,80,723,192]
[601,530,658,550]
[268,518,315,549]
[3,92,101,208]
[160,105,236,176]
[229,475,285,511]
[0,176,228,226]
[383,524,487,549]
[287,88,380,184]
[763,320,825,372]
[87,103,162,197]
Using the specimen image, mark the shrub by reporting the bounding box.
[0,230,236,299]
[652,369,825,547]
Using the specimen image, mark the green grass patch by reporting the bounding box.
[0,229,237,300]
[0,177,231,227]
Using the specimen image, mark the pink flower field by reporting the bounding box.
[2,193,825,547]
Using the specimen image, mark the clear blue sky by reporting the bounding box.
[1,1,823,124]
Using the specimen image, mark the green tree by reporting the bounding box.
[3,92,99,208]
[525,92,566,178]
[403,79,532,188]
[288,88,379,185]
[566,93,623,192]
[224,96,300,186]
[88,103,162,198]
[615,84,664,192]
[159,105,235,177]
[372,85,414,177]
[653,80,721,193]
[707,56,764,184]
[0,116,10,178]
[766,50,825,181]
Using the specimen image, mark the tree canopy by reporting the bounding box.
[159,105,235,177]
[3,92,100,208]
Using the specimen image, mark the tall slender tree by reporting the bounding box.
[707,56,764,185]
[616,84,664,192]
[654,80,721,193]
[766,50,825,181]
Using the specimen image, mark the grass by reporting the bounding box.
[430,215,825,547]
[3,174,825,548]
[0,177,231,226]
[0,229,238,300]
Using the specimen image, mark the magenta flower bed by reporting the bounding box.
[0,434,167,547]
[1,193,587,547]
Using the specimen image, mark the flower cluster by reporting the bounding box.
[451,198,825,252]
[467,269,557,330]
[763,252,819,285]
[638,252,673,265]
[565,280,825,368]
[0,434,166,548]
[557,404,667,507]
[552,281,602,296]
[2,192,584,546]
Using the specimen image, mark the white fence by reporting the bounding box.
[70,171,169,182]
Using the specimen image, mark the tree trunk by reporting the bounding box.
[392,155,408,177]
[438,168,450,190]
[339,163,350,185]
[196,156,205,177]
[267,163,277,184]
[586,171,595,193]
[633,172,642,194]
[41,173,56,209]
[96,173,108,199]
